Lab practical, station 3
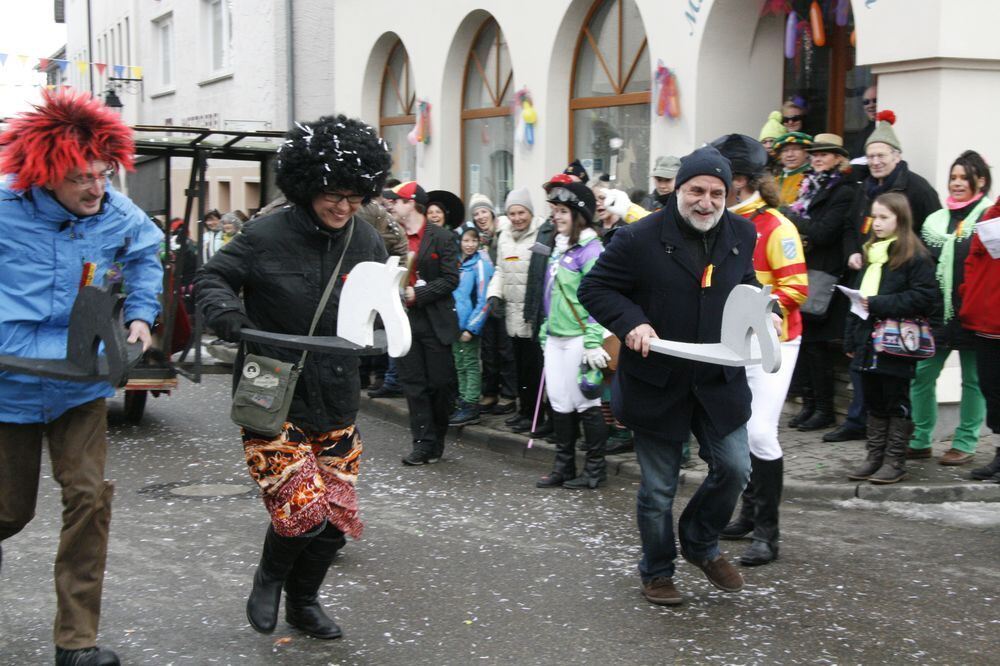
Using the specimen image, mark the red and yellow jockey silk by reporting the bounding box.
[731,197,808,341]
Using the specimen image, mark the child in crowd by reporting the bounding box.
[448,223,495,426]
[845,193,939,485]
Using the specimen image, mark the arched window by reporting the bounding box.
[462,18,514,206]
[570,0,650,193]
[380,40,417,181]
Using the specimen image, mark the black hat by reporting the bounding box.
[546,181,596,224]
[710,134,769,177]
[675,146,733,193]
[426,189,465,229]
[563,159,590,184]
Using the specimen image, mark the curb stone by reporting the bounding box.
[360,396,1000,503]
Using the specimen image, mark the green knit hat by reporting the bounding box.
[773,132,813,152]
[864,110,901,151]
[758,111,785,142]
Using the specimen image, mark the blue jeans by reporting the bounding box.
[383,356,402,390]
[846,367,867,430]
[633,418,750,581]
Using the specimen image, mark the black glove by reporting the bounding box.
[211,311,254,342]
[488,296,505,319]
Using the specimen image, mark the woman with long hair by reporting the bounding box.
[534,181,610,490]
[908,150,993,465]
[786,134,860,435]
[845,193,939,484]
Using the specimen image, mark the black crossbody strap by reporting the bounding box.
[297,218,355,368]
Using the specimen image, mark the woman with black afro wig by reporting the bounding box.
[196,113,395,641]
[275,114,393,208]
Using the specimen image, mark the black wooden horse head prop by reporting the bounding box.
[0,285,144,386]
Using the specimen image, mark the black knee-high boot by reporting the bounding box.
[285,523,346,639]
[739,455,783,566]
[563,407,608,489]
[536,411,578,487]
[246,521,324,634]
[721,482,755,539]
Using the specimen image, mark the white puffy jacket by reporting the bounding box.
[486,214,545,338]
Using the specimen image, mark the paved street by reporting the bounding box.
[2,375,998,665]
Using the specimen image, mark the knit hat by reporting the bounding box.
[563,159,590,183]
[773,132,813,153]
[456,220,482,240]
[675,146,733,193]
[383,180,429,205]
[865,110,901,152]
[504,187,534,215]
[651,155,682,179]
[546,181,596,224]
[468,193,495,217]
[758,111,785,142]
[710,134,769,177]
[806,133,849,158]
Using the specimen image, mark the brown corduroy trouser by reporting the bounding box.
[0,398,114,650]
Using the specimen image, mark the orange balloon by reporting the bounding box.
[850,28,856,47]
[810,1,826,47]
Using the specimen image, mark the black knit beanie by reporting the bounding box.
[675,146,733,193]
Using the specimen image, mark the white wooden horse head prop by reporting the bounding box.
[337,256,411,357]
[648,284,781,373]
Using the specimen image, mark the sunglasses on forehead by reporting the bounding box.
[782,115,804,123]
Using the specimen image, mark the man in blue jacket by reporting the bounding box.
[0,90,162,666]
[580,146,772,607]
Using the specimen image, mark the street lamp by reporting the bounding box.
[104,87,123,110]
[104,77,144,111]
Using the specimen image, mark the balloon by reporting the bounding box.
[810,1,826,47]
[522,100,537,124]
[525,123,534,146]
[835,0,850,27]
[850,28,856,47]
[407,127,418,145]
[785,12,798,59]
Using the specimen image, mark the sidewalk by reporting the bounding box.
[360,396,1000,503]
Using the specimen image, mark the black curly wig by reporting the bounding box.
[274,114,393,206]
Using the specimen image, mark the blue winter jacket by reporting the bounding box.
[0,179,163,423]
[452,250,494,335]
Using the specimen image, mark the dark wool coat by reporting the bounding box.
[844,249,941,379]
[407,220,461,346]
[523,218,556,339]
[196,205,387,432]
[578,200,759,441]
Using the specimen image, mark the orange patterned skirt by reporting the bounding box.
[242,423,364,538]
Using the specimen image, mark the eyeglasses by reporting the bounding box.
[65,167,116,187]
[782,115,804,123]
[862,97,877,105]
[322,192,365,205]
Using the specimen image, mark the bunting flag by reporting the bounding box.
[0,52,143,80]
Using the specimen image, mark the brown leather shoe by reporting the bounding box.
[641,577,682,606]
[682,553,744,592]
[906,447,932,459]
[938,448,974,466]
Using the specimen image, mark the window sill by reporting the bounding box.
[198,71,234,87]
[150,88,176,99]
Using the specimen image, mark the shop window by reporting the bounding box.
[379,40,417,182]
[462,18,514,206]
[570,0,650,192]
[782,1,873,148]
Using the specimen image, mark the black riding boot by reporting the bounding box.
[739,456,783,566]
[848,415,890,480]
[536,411,578,487]
[721,481,755,539]
[285,523,346,639]
[563,407,608,489]
[246,521,324,634]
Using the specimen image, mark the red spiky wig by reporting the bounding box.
[0,88,134,191]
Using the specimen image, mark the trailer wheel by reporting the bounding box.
[123,389,148,424]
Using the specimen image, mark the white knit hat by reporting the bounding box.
[468,193,495,217]
[504,187,533,215]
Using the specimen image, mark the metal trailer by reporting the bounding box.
[120,125,284,422]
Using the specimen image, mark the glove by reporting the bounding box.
[211,311,254,342]
[603,189,632,219]
[582,346,611,370]
[488,296,505,319]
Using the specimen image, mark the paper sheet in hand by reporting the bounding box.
[977,218,1000,259]
[837,285,869,320]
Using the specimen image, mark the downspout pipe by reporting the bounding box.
[286,0,295,129]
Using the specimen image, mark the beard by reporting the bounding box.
[677,197,724,232]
